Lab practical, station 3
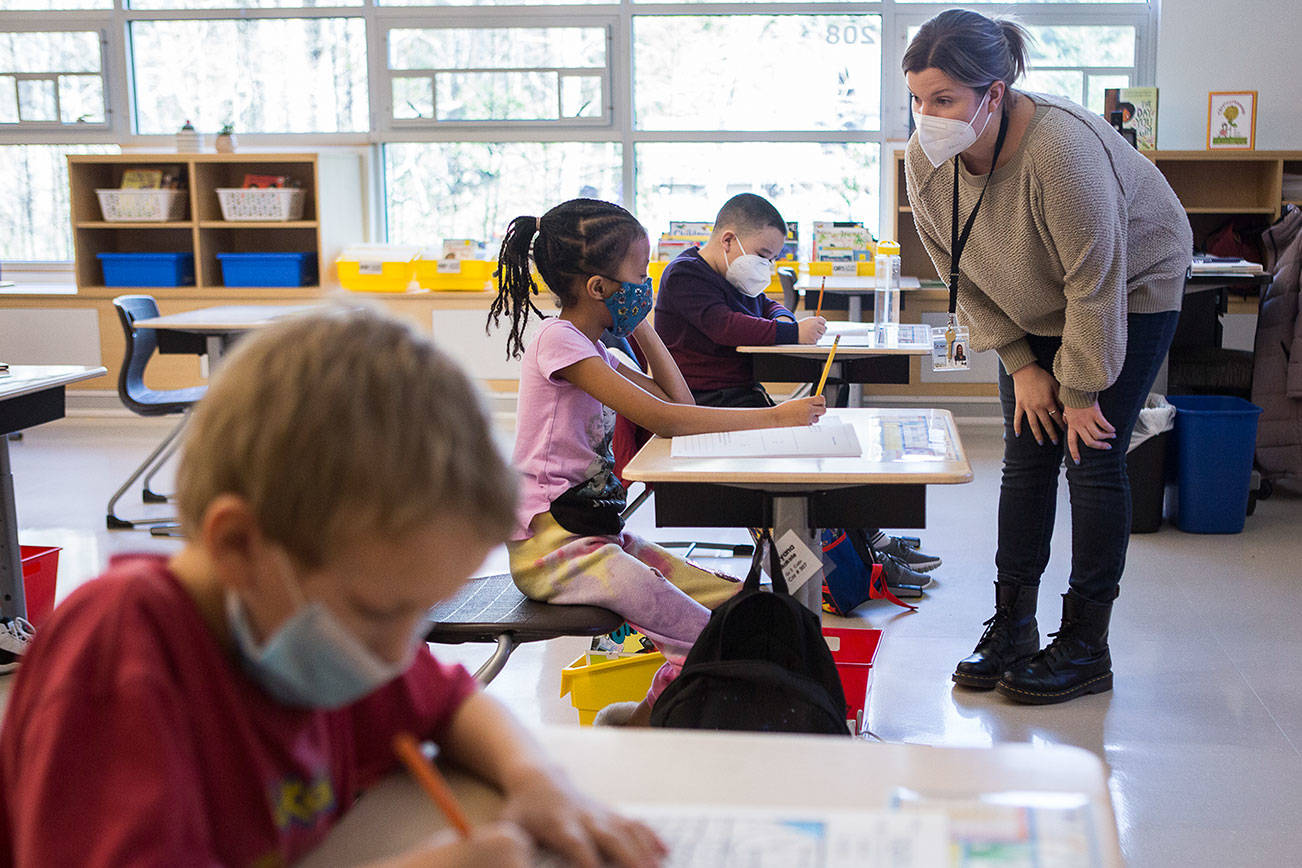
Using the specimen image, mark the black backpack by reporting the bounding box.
[649,529,850,735]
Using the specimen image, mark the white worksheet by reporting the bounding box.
[669,423,862,459]
[616,805,949,868]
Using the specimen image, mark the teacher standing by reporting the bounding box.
[903,9,1191,704]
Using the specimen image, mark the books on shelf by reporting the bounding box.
[1103,87,1158,150]
[1190,255,1264,276]
[812,221,874,276]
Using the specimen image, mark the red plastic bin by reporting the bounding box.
[823,626,881,735]
[20,545,61,628]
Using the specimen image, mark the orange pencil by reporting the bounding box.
[393,732,474,838]
[815,276,827,317]
[815,335,840,396]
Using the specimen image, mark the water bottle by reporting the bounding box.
[873,240,901,328]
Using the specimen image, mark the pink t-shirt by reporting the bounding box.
[512,318,621,539]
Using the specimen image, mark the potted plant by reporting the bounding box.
[215,122,237,153]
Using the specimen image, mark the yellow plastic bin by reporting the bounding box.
[559,651,666,725]
[415,257,496,292]
[336,244,420,293]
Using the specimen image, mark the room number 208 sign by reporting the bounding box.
[825,25,876,45]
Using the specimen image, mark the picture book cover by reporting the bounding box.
[1104,87,1158,150]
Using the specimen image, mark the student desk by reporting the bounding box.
[301,726,1123,867]
[739,322,931,408]
[793,274,923,322]
[133,304,318,366]
[0,365,107,621]
[620,408,971,613]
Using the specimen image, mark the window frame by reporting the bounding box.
[1,0,1159,263]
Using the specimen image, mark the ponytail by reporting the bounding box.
[996,19,1029,88]
[489,215,545,360]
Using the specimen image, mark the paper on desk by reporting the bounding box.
[618,805,948,868]
[670,423,861,459]
[816,323,932,348]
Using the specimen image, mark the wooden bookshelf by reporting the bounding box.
[893,149,1302,282]
[886,149,1302,396]
[67,153,363,292]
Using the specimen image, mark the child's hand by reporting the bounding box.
[499,770,667,868]
[776,395,827,427]
[380,822,533,868]
[797,316,828,344]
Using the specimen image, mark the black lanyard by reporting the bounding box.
[948,108,1011,316]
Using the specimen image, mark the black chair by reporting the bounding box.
[424,573,622,685]
[106,295,207,530]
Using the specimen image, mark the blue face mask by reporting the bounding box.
[601,277,653,338]
[225,589,418,710]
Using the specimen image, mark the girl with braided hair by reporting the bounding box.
[491,198,825,725]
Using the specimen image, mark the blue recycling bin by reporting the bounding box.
[1165,395,1263,533]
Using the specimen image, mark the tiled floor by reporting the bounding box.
[5,414,1302,866]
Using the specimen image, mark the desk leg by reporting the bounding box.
[0,439,28,622]
[771,496,823,616]
[206,335,226,368]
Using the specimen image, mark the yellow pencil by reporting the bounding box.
[815,335,840,396]
[393,732,474,839]
[815,276,826,317]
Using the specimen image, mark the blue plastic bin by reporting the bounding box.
[1165,395,1263,534]
[97,252,195,287]
[216,252,317,287]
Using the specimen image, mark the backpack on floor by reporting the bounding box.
[820,528,917,615]
[649,529,849,735]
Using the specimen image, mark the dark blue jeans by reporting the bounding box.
[996,311,1179,605]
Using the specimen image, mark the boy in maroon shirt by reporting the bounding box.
[655,194,942,581]
[0,307,664,868]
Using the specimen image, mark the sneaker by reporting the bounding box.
[0,617,35,675]
[875,551,933,597]
[874,534,942,573]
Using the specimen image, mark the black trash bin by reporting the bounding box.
[1126,430,1169,533]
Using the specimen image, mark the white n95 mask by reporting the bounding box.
[914,89,994,168]
[725,239,773,298]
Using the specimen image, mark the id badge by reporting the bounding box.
[932,324,972,372]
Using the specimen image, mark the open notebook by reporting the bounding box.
[669,423,862,459]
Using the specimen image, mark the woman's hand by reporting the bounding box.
[499,770,667,868]
[1063,402,1116,464]
[1010,363,1062,446]
[774,395,828,427]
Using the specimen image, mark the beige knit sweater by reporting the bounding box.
[905,92,1192,407]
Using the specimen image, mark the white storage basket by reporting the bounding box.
[96,189,188,222]
[215,187,307,222]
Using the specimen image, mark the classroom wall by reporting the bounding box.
[1156,0,1302,149]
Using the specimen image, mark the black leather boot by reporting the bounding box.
[952,582,1039,689]
[997,591,1113,705]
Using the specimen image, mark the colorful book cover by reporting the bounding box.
[1104,87,1158,150]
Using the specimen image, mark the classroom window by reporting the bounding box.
[634,142,880,257]
[0,0,111,9]
[384,141,622,247]
[129,0,361,8]
[129,18,368,133]
[903,22,1135,111]
[0,144,118,262]
[0,30,106,125]
[387,27,608,124]
[633,15,881,132]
